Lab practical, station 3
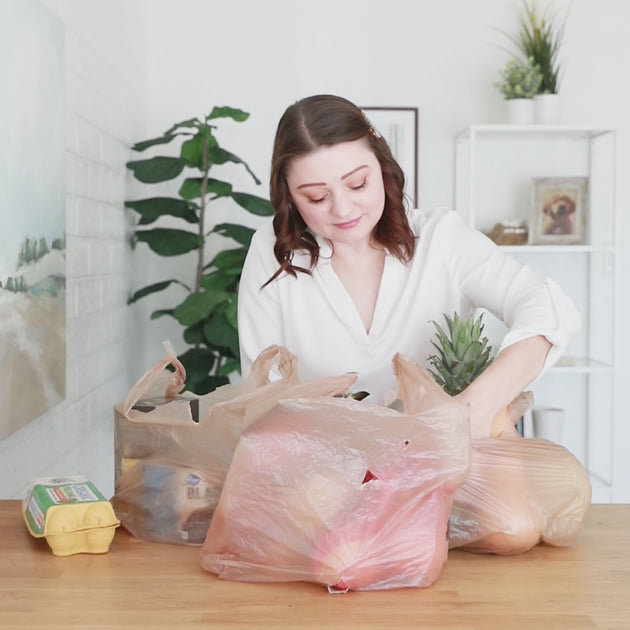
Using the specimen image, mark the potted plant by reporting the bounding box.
[125,106,273,394]
[494,56,542,124]
[507,0,569,122]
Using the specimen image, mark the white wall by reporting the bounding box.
[0,0,147,499]
[138,0,630,500]
[2,0,629,501]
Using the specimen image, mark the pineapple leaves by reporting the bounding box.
[428,312,494,396]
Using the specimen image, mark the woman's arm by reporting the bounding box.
[455,334,552,437]
[432,212,580,435]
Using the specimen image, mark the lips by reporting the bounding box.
[335,217,361,230]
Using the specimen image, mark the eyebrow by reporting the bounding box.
[296,165,368,189]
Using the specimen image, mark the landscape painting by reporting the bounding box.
[0,0,66,440]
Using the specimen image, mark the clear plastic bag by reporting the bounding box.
[397,353,592,554]
[112,343,356,545]
[201,354,471,591]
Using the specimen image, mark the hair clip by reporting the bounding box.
[360,109,381,139]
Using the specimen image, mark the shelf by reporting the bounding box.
[550,357,613,375]
[497,244,615,254]
[455,124,620,499]
[457,124,615,138]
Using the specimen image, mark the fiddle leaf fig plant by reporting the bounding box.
[125,106,273,394]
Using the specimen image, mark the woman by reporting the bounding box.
[238,94,580,438]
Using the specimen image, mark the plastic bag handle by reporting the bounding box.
[117,341,186,415]
[248,344,298,388]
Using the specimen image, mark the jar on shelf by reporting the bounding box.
[486,220,529,245]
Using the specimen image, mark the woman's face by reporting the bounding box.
[286,139,385,250]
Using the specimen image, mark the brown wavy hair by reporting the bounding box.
[265,94,415,285]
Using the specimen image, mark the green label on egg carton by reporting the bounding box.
[24,475,108,536]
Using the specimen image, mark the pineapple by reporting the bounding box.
[427,312,493,396]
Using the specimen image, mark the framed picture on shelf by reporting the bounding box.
[529,177,588,245]
[361,106,418,207]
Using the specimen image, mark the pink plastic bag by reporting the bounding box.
[112,343,356,545]
[200,354,471,591]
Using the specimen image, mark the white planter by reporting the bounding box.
[505,99,535,125]
[532,408,565,443]
[534,93,560,124]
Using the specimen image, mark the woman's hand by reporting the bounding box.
[455,335,552,437]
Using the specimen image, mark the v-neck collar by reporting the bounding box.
[312,232,397,343]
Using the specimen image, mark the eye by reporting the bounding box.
[307,194,327,204]
[349,178,367,191]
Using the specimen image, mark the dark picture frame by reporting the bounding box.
[361,107,419,207]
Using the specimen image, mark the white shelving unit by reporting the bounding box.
[454,124,619,503]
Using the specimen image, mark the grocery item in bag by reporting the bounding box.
[112,343,357,545]
[396,352,591,554]
[201,353,471,592]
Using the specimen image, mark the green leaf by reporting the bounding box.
[127,156,187,183]
[181,131,218,169]
[178,347,216,382]
[150,308,175,320]
[208,146,261,184]
[232,192,274,216]
[225,294,238,329]
[207,106,249,122]
[183,322,206,345]
[219,357,240,377]
[131,133,180,152]
[135,228,203,256]
[189,373,230,395]
[164,117,201,135]
[200,270,238,293]
[203,307,240,358]
[211,223,255,247]
[209,247,247,273]
[173,290,230,326]
[179,177,233,200]
[125,197,198,225]
[128,279,190,304]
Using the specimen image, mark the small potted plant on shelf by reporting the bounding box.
[494,56,542,124]
[506,0,569,123]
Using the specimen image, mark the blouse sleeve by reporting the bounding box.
[436,210,581,377]
[237,223,284,379]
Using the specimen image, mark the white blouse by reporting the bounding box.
[237,208,581,403]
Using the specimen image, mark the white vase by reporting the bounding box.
[505,99,535,125]
[534,93,560,124]
[532,408,565,443]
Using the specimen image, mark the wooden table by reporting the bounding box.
[1,501,629,629]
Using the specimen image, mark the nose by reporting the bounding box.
[329,190,353,219]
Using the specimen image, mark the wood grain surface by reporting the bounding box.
[1,501,629,629]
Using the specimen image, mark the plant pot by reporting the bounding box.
[505,99,535,125]
[532,408,564,443]
[534,93,560,124]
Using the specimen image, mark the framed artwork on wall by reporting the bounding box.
[529,177,588,245]
[0,0,66,440]
[361,107,418,207]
